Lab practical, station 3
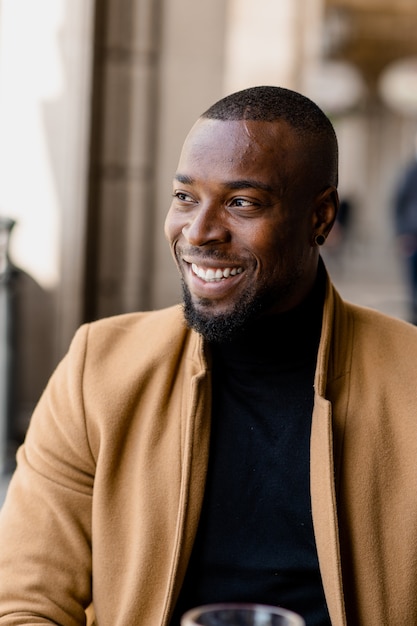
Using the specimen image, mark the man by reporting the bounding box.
[1,86,417,626]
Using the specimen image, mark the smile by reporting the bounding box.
[191,263,243,282]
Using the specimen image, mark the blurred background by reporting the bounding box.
[1,0,417,473]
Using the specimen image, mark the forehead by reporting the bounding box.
[176,118,301,187]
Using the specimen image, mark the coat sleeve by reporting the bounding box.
[0,325,96,625]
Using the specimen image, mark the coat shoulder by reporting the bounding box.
[340,299,417,377]
[346,300,417,346]
[83,305,191,357]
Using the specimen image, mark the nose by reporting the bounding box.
[182,203,230,246]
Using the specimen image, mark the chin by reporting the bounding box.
[181,281,264,343]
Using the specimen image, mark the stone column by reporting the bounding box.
[85,0,163,319]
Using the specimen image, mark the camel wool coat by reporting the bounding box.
[1,274,417,625]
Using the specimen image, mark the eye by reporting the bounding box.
[230,197,255,208]
[173,191,193,202]
[228,197,264,215]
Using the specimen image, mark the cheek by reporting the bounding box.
[249,225,289,263]
[164,208,180,243]
[257,228,308,275]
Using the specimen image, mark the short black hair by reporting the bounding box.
[202,85,338,188]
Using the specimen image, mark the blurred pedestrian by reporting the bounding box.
[394,136,417,324]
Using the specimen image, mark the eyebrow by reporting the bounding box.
[174,173,275,194]
[174,173,194,185]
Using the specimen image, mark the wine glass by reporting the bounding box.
[181,602,305,626]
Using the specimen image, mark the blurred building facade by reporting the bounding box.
[1,0,417,453]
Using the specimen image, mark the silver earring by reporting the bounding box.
[315,234,326,246]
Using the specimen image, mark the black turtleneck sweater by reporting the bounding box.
[170,267,331,626]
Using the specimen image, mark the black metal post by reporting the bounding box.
[0,217,16,475]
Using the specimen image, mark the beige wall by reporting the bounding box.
[151,0,228,308]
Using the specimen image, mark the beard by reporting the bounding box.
[181,276,293,344]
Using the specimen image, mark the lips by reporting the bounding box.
[191,262,243,282]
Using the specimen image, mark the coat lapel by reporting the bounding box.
[311,394,346,626]
[311,274,347,626]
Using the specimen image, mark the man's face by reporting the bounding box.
[165,118,325,342]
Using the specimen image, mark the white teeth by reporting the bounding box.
[191,263,243,282]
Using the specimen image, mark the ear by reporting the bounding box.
[311,186,339,243]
